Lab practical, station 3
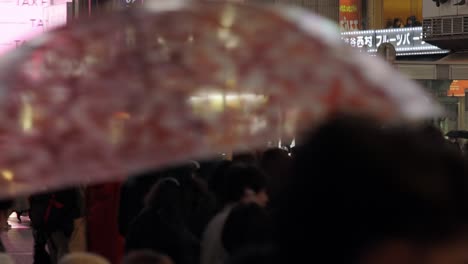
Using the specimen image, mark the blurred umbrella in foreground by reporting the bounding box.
[0,1,440,197]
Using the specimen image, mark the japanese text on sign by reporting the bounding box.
[341,27,444,55]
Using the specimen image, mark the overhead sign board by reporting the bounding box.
[341,27,449,56]
[0,0,68,56]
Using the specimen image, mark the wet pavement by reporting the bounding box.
[1,213,33,264]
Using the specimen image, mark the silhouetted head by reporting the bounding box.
[224,165,268,207]
[123,250,173,264]
[59,253,110,264]
[232,151,258,165]
[260,148,292,200]
[222,203,273,255]
[208,160,233,207]
[393,18,402,27]
[278,116,468,264]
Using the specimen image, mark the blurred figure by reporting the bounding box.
[0,200,12,254]
[12,197,29,223]
[118,169,164,237]
[260,148,292,207]
[405,16,414,27]
[123,250,174,264]
[278,116,468,264]
[125,176,199,264]
[68,186,87,253]
[207,160,233,211]
[196,157,224,182]
[185,176,217,240]
[201,165,268,264]
[385,19,393,29]
[58,252,110,264]
[232,152,257,165]
[0,200,12,231]
[448,137,462,153]
[463,142,468,155]
[221,203,273,257]
[30,188,81,264]
[393,18,403,28]
[225,245,275,264]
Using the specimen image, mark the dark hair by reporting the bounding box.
[232,152,257,165]
[278,116,468,264]
[0,200,13,211]
[226,245,275,264]
[224,165,267,204]
[385,19,393,28]
[208,160,233,207]
[222,203,272,255]
[393,18,402,27]
[123,250,172,264]
[145,177,182,209]
[260,148,291,200]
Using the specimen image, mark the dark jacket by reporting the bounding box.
[125,207,200,264]
[118,171,162,236]
[29,188,80,236]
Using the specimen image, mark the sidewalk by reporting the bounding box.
[0,213,33,264]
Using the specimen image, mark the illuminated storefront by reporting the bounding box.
[341,25,468,131]
[341,27,448,56]
[340,0,362,30]
[340,0,423,30]
[0,0,69,56]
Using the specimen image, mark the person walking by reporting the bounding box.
[201,165,268,264]
[125,176,200,264]
[30,188,81,264]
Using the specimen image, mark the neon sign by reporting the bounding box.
[341,27,450,56]
[340,0,361,31]
[0,0,68,56]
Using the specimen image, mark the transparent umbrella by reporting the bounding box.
[0,1,440,197]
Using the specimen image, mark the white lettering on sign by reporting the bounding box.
[0,0,67,56]
[341,27,445,56]
[17,0,49,6]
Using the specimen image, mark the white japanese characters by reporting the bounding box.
[341,27,443,56]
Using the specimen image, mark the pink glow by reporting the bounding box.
[0,0,68,56]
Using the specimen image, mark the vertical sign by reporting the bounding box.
[0,0,68,56]
[340,0,361,31]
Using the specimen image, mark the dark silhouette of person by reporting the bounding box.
[278,116,468,264]
[125,177,199,264]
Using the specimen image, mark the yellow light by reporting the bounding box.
[1,170,14,182]
[20,94,33,132]
[226,78,236,88]
[220,5,236,28]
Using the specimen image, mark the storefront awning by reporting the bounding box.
[395,52,468,80]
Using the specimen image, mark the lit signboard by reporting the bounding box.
[341,27,450,56]
[339,0,361,31]
[0,0,68,56]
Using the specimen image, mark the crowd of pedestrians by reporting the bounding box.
[1,116,468,264]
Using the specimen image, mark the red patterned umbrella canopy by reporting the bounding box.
[0,1,439,197]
